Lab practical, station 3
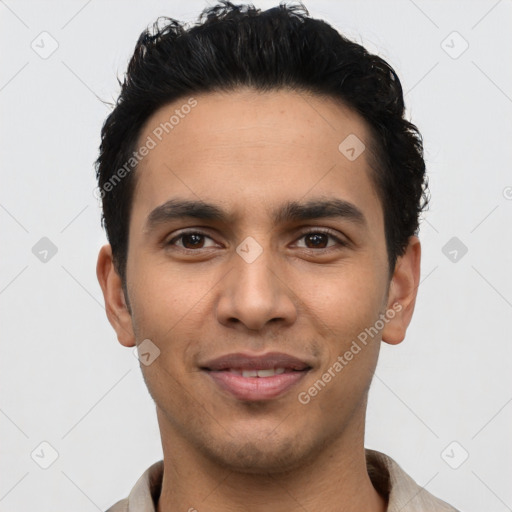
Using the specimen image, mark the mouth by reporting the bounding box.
[200,352,312,401]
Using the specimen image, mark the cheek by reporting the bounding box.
[128,260,206,337]
[128,264,220,380]
[295,261,386,333]
[299,269,384,416]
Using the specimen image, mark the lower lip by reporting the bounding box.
[205,370,309,401]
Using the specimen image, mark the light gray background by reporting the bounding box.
[1,1,511,510]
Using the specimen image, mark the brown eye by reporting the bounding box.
[295,230,343,250]
[167,231,218,250]
[181,233,205,249]
[304,233,329,248]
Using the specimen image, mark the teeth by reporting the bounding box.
[233,368,287,378]
[256,369,275,377]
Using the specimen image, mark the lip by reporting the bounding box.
[200,352,312,401]
[201,352,311,371]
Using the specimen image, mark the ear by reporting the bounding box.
[96,244,136,347]
[381,236,421,345]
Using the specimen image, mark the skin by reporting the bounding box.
[97,88,421,512]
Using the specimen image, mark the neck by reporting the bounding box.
[155,408,387,512]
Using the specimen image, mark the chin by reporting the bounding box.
[201,433,318,475]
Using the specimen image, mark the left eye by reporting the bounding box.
[295,231,341,249]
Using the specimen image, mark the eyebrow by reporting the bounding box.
[144,197,367,232]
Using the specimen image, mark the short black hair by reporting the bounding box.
[96,1,428,286]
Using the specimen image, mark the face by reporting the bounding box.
[98,88,420,474]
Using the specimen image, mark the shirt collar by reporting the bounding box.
[112,449,458,512]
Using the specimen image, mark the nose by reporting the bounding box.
[215,248,297,332]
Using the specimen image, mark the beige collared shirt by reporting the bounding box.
[106,449,460,511]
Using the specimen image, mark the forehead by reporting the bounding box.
[131,88,383,231]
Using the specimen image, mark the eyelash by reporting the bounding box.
[166,228,348,251]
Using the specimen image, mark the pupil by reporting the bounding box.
[306,233,327,248]
[183,234,203,248]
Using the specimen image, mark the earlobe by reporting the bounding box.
[381,236,421,345]
[96,244,136,347]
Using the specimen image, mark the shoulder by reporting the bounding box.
[105,498,128,512]
[104,460,164,512]
[366,449,461,512]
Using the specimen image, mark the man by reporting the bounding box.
[95,2,459,510]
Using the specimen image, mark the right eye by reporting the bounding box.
[166,231,219,250]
